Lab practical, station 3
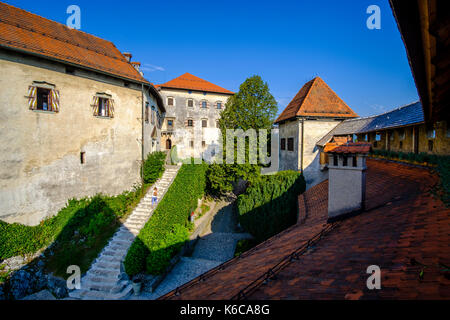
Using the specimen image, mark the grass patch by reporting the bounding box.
[196,203,211,220]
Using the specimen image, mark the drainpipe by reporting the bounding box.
[141,83,145,191]
[300,118,304,173]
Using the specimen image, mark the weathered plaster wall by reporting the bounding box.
[0,57,144,225]
[159,88,231,159]
[279,118,341,188]
[279,120,300,171]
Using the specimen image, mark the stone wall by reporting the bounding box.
[159,88,232,159]
[0,52,157,225]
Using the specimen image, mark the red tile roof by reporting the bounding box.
[156,73,234,95]
[0,2,148,84]
[325,142,372,154]
[275,77,359,123]
[161,159,450,300]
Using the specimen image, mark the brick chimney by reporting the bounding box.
[123,52,132,62]
[325,142,371,222]
[131,61,141,72]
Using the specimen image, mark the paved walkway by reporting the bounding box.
[68,166,181,300]
[131,200,252,300]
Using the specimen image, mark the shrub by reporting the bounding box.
[237,171,306,242]
[206,163,260,196]
[142,151,166,185]
[124,163,207,276]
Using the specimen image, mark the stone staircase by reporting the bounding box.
[68,165,180,300]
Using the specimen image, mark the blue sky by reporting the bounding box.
[5,0,419,117]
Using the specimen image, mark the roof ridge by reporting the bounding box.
[1,2,116,45]
[295,77,317,116]
[0,15,126,63]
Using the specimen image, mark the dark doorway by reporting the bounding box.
[166,139,172,150]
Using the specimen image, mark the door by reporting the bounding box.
[166,139,172,150]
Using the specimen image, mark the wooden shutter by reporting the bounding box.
[50,89,60,112]
[92,96,99,116]
[108,99,115,118]
[27,86,37,110]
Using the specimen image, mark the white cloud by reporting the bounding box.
[141,63,165,72]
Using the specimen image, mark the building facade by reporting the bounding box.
[0,3,165,225]
[316,101,450,166]
[156,73,234,159]
[275,77,359,188]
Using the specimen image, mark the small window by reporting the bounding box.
[98,98,110,117]
[389,132,394,141]
[352,134,357,142]
[399,141,403,150]
[217,102,222,109]
[80,152,86,164]
[145,103,149,123]
[364,134,368,142]
[202,120,208,128]
[187,120,194,127]
[398,129,405,140]
[151,106,156,125]
[202,101,207,109]
[428,140,434,152]
[427,128,436,139]
[375,133,381,141]
[36,87,51,111]
[187,99,194,108]
[202,141,206,148]
[124,81,130,88]
[352,156,357,167]
[281,138,286,150]
[333,155,338,166]
[287,138,294,151]
[190,140,194,148]
[168,97,174,106]
[343,155,348,167]
[167,120,173,127]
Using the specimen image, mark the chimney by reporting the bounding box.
[131,61,141,72]
[326,142,371,222]
[123,52,132,62]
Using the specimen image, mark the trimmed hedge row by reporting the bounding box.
[237,171,306,242]
[124,163,207,276]
[143,151,166,185]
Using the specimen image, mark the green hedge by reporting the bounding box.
[142,151,166,185]
[237,171,306,242]
[124,163,207,276]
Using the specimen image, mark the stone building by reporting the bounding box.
[316,101,450,167]
[155,73,234,159]
[275,77,359,188]
[0,3,165,225]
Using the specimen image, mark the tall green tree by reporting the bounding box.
[219,75,278,131]
[207,76,278,196]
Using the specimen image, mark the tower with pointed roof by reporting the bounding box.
[275,77,358,188]
[156,73,234,159]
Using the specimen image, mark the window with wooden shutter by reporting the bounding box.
[92,94,114,118]
[201,100,207,109]
[49,89,60,112]
[27,86,38,110]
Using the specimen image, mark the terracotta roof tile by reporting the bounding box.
[325,142,372,154]
[0,2,148,83]
[157,73,234,95]
[161,159,450,300]
[275,77,359,123]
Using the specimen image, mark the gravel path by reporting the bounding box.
[131,200,252,300]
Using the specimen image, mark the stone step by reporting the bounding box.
[88,267,122,279]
